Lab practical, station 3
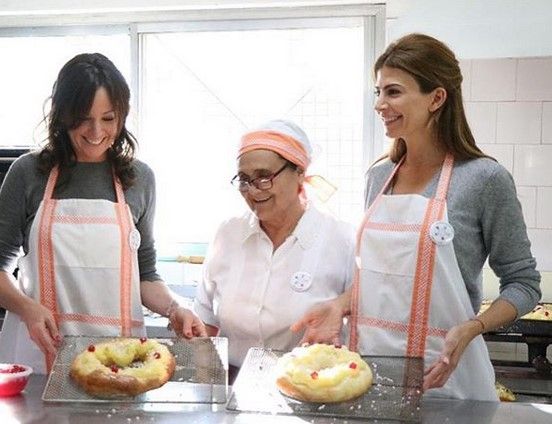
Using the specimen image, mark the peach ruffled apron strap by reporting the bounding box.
[38,166,61,372]
[112,172,133,337]
[349,156,405,352]
[405,154,454,358]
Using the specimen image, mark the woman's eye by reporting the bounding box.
[103,116,116,122]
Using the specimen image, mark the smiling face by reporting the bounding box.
[374,66,438,142]
[67,87,119,162]
[237,149,304,225]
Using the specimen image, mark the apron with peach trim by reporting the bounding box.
[349,154,497,401]
[0,166,146,374]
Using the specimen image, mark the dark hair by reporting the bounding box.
[38,53,137,188]
[374,33,486,162]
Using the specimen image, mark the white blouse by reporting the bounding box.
[194,204,355,367]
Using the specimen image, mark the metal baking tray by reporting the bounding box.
[42,336,228,403]
[490,319,552,336]
[226,347,423,422]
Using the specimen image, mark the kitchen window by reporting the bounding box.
[0,5,384,247]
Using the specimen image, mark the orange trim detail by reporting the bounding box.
[54,215,118,225]
[405,155,454,358]
[349,158,405,352]
[114,177,132,337]
[357,316,448,338]
[39,167,61,373]
[58,313,143,327]
[364,222,422,233]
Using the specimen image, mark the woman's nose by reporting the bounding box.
[374,96,385,112]
[88,120,103,137]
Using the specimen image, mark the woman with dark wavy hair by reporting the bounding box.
[0,53,205,374]
[292,34,540,401]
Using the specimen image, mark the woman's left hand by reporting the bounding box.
[168,306,208,339]
[423,320,480,391]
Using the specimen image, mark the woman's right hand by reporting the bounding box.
[290,292,351,346]
[20,301,61,356]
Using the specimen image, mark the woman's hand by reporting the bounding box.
[423,320,481,391]
[290,295,349,346]
[20,301,62,356]
[168,306,208,339]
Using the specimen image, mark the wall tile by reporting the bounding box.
[517,58,552,101]
[543,102,552,144]
[527,228,552,271]
[459,59,471,101]
[496,102,541,144]
[465,102,496,143]
[513,145,552,186]
[516,186,536,228]
[471,59,516,101]
[478,143,513,173]
[537,187,552,229]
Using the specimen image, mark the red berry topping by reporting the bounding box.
[88,345,95,352]
[349,362,357,369]
[110,365,119,373]
[140,337,147,343]
[154,352,161,359]
[310,371,318,379]
[0,364,27,374]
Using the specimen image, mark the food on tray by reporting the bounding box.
[479,301,552,321]
[276,343,373,403]
[70,337,175,397]
[495,381,516,402]
[522,304,552,320]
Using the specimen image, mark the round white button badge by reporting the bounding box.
[429,221,454,245]
[129,229,141,251]
[290,271,313,292]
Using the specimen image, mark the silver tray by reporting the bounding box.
[226,347,423,422]
[42,336,228,403]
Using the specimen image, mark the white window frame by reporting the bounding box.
[0,3,385,167]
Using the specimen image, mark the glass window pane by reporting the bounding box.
[0,34,130,148]
[141,24,365,244]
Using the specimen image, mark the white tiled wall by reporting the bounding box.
[463,57,552,277]
[464,57,552,363]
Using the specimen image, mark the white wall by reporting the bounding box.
[3,1,552,58]
[386,0,552,59]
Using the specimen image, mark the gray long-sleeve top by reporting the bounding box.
[0,152,161,282]
[364,157,541,317]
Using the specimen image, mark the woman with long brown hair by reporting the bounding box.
[0,53,205,374]
[292,33,541,401]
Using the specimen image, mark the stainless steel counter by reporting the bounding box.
[3,376,552,424]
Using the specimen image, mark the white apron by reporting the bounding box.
[349,154,497,401]
[0,166,146,373]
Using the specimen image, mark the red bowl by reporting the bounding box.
[0,364,33,397]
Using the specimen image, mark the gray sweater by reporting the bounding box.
[0,152,161,282]
[365,157,541,317]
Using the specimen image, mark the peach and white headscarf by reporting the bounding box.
[238,120,336,202]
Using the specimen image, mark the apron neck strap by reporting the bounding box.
[434,153,454,202]
[379,156,405,196]
[112,169,125,204]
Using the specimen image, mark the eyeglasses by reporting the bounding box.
[230,163,289,192]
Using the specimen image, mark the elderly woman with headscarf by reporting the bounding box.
[194,120,354,379]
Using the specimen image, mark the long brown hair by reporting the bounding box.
[375,33,486,162]
[38,53,137,188]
